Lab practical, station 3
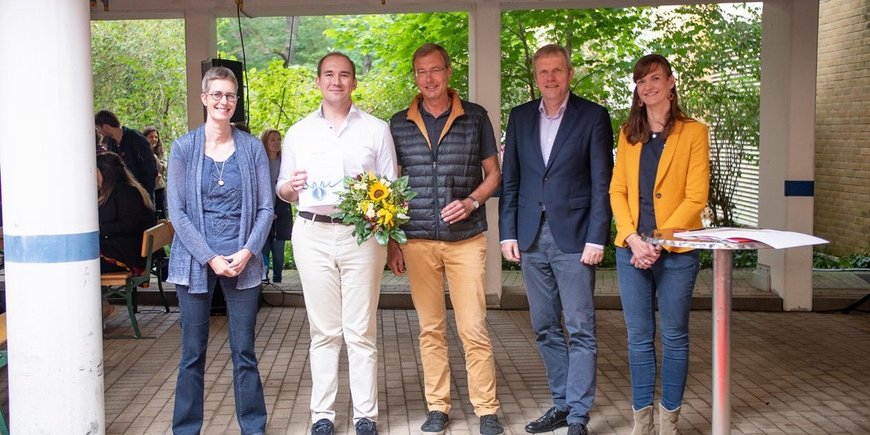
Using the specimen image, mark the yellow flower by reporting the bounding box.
[377,208,395,227]
[368,181,390,202]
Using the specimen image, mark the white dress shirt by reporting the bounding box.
[277,104,398,216]
[538,95,569,166]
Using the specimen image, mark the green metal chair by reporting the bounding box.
[101,221,173,338]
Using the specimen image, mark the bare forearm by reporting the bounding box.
[469,156,501,203]
[277,181,298,203]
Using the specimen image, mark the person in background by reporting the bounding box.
[96,131,107,153]
[166,66,273,435]
[143,126,168,219]
[259,128,293,283]
[95,110,158,198]
[97,151,157,273]
[609,54,710,435]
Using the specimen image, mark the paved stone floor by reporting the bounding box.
[98,305,870,434]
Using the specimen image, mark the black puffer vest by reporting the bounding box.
[390,92,488,241]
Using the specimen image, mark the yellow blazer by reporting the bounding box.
[609,118,710,252]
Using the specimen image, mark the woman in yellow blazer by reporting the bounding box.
[609,54,709,435]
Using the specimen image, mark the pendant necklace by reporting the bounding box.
[213,158,227,186]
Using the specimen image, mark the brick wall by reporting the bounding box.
[815,0,870,256]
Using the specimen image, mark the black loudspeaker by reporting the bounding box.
[201,58,246,124]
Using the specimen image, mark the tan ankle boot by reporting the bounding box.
[631,405,654,435]
[658,403,680,435]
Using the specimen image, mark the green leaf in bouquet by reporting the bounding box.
[374,230,389,246]
[392,229,408,244]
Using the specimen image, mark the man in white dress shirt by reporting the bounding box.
[276,52,397,435]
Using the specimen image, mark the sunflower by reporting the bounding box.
[368,181,391,202]
[333,172,417,246]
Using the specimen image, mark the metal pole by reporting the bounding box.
[0,1,106,433]
[712,249,732,434]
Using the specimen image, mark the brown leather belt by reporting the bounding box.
[298,211,346,224]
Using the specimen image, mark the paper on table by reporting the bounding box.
[674,228,828,249]
[295,144,344,207]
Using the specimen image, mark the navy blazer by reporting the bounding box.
[499,93,614,253]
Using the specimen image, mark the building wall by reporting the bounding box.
[815,0,870,255]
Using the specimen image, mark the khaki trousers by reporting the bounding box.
[403,234,500,416]
[292,218,387,423]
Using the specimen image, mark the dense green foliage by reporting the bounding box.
[813,251,870,269]
[92,19,188,143]
[501,8,646,131]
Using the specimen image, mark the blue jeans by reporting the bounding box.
[522,222,597,425]
[616,247,699,411]
[172,271,266,435]
[261,235,285,282]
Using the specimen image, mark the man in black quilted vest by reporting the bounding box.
[387,43,503,435]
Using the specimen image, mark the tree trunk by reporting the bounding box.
[284,16,300,67]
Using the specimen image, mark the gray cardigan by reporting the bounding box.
[166,125,274,293]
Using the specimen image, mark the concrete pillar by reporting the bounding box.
[468,1,503,304]
[0,1,106,432]
[756,0,819,311]
[184,8,217,130]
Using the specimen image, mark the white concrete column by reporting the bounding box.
[0,1,105,432]
[756,0,819,311]
[469,0,504,304]
[184,8,217,130]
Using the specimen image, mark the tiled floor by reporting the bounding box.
[98,305,870,434]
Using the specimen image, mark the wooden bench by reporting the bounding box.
[101,221,174,338]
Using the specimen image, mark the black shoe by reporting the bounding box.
[525,406,569,433]
[421,411,449,433]
[567,423,588,435]
[311,418,335,435]
[355,417,378,435]
[479,414,504,435]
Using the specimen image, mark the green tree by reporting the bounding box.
[92,19,188,144]
[327,12,469,119]
[219,12,469,122]
[501,8,650,131]
[217,15,335,70]
[244,59,322,137]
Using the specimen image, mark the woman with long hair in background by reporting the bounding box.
[259,128,293,283]
[97,151,156,273]
[143,125,168,219]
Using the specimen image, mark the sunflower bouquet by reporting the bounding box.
[332,171,417,246]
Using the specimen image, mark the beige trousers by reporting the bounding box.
[403,234,500,416]
[292,218,387,423]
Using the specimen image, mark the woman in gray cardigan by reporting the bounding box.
[166,66,273,435]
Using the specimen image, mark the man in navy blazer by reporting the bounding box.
[499,44,613,435]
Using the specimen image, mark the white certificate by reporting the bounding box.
[295,145,344,207]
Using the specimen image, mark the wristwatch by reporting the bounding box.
[468,195,480,210]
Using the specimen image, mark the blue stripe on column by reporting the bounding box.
[3,231,100,263]
[784,180,814,197]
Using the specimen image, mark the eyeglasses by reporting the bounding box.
[206,91,238,103]
[414,67,447,77]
